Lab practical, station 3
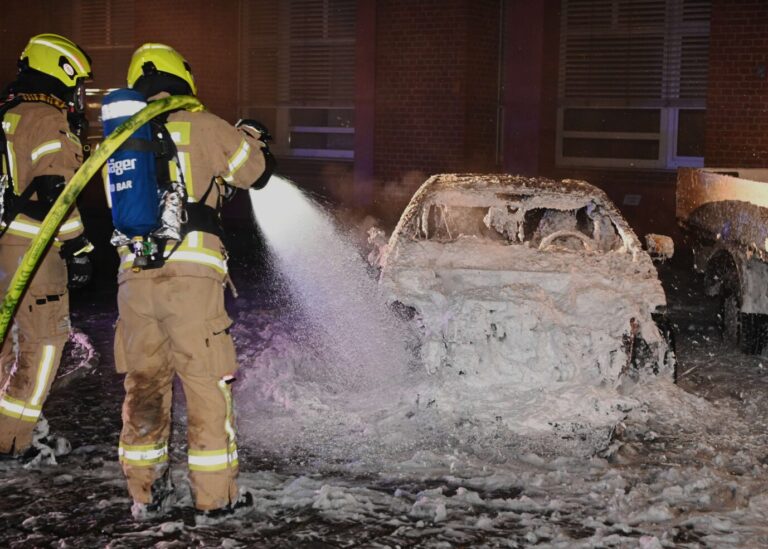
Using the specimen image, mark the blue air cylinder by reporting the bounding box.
[101,88,159,238]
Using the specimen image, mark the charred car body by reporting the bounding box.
[377,174,676,391]
[678,167,768,354]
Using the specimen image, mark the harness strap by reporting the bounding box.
[119,137,161,153]
[151,113,177,193]
[0,96,23,201]
[0,93,70,239]
[185,202,223,238]
[0,178,42,238]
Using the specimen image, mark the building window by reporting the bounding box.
[240,0,357,160]
[75,0,136,146]
[557,0,710,169]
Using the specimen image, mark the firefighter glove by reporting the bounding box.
[235,120,276,190]
[251,147,275,190]
[236,119,273,143]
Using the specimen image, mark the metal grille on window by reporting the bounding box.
[240,0,357,160]
[557,0,710,168]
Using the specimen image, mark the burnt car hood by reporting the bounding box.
[382,239,665,309]
[381,239,667,387]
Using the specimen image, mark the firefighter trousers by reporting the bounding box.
[0,245,69,455]
[115,276,240,511]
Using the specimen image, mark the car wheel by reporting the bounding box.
[721,289,764,354]
[740,313,766,355]
[652,313,677,381]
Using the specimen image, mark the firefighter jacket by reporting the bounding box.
[1,101,86,294]
[0,101,83,450]
[111,106,267,283]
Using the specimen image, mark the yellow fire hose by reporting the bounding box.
[0,95,203,345]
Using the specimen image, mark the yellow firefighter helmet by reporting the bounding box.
[127,43,197,96]
[19,33,92,87]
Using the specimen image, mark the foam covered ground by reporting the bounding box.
[1,179,768,545]
[1,264,768,547]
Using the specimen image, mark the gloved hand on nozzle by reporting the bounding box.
[235,119,275,189]
[236,119,273,143]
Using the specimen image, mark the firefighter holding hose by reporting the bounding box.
[110,43,274,522]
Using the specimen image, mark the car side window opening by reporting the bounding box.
[422,204,513,242]
[590,206,622,251]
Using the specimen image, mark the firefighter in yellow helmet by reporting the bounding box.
[113,43,273,523]
[0,34,94,459]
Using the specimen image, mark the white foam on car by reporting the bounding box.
[243,176,669,464]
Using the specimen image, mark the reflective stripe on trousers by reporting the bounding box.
[0,343,56,422]
[188,378,238,472]
[118,441,169,466]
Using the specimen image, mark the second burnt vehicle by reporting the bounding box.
[678,167,768,354]
[372,174,677,394]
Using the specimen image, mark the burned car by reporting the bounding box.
[376,174,676,392]
[677,167,768,354]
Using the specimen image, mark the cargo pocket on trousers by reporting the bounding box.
[205,314,238,377]
[114,318,129,373]
[29,291,70,338]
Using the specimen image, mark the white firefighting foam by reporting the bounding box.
[242,177,667,463]
[5,183,767,545]
[5,289,768,548]
[245,177,422,463]
[248,176,413,391]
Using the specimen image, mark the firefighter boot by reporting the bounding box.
[194,490,255,526]
[131,469,175,521]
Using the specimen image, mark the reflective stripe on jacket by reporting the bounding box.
[1,102,85,246]
[112,104,267,283]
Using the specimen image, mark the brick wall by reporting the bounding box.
[503,0,548,176]
[536,1,561,176]
[372,0,502,222]
[0,3,74,88]
[134,0,240,123]
[706,0,768,167]
[464,0,503,171]
[374,0,465,185]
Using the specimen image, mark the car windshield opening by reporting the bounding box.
[525,206,622,252]
[418,203,623,252]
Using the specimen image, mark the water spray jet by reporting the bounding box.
[248,176,413,393]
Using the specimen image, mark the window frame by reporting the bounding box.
[239,0,357,161]
[556,0,710,170]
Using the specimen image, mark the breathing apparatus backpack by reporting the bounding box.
[102,89,227,271]
[102,88,189,270]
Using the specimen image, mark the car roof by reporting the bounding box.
[419,173,607,198]
[387,173,645,260]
